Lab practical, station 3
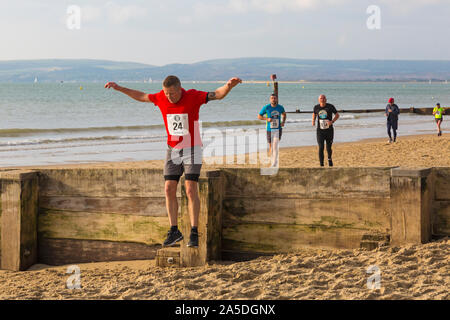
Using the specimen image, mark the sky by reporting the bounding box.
[0,0,449,65]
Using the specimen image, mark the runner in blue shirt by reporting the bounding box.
[258,94,286,157]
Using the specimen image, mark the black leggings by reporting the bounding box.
[387,121,398,140]
[317,128,334,166]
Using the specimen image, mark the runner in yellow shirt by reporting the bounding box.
[433,103,444,136]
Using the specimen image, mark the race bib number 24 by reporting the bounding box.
[167,114,189,136]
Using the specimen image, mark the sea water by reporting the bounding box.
[0,82,448,167]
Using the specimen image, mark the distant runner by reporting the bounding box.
[105,75,242,248]
[312,95,339,167]
[433,102,444,136]
[258,93,286,165]
[386,98,400,143]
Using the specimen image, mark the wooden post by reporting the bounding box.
[156,247,180,267]
[271,74,278,98]
[180,171,224,267]
[0,170,39,271]
[390,168,433,246]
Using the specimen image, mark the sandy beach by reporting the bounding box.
[15,133,450,170]
[0,239,448,300]
[1,133,449,300]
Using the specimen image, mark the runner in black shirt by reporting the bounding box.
[385,97,400,143]
[312,95,340,167]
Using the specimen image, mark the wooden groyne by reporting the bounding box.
[1,167,449,270]
[286,107,449,115]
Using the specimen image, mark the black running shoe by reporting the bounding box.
[328,159,333,167]
[187,231,199,248]
[163,229,183,247]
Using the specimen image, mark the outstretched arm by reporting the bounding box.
[208,77,242,101]
[105,82,150,103]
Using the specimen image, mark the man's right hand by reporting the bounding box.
[104,82,120,90]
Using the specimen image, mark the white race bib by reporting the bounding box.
[270,118,279,129]
[167,114,189,136]
[319,119,330,129]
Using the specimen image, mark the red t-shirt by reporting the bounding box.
[148,88,208,149]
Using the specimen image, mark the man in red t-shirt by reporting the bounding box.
[105,75,241,248]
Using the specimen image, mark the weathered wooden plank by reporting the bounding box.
[435,168,450,200]
[20,177,39,268]
[222,223,370,252]
[222,168,391,199]
[222,197,391,233]
[390,169,433,245]
[204,174,224,262]
[38,238,159,265]
[433,200,450,236]
[156,247,180,267]
[38,168,172,197]
[39,196,170,216]
[38,209,170,245]
[180,172,224,267]
[0,180,20,270]
[0,171,39,271]
[0,181,2,266]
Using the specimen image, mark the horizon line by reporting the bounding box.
[2,57,450,67]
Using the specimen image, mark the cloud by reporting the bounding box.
[81,6,103,23]
[248,0,320,13]
[192,0,351,18]
[79,2,148,24]
[379,0,450,14]
[104,2,148,24]
[337,34,347,47]
[177,16,194,25]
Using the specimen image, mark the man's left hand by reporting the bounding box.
[227,77,242,89]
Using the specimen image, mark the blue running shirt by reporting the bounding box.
[259,104,285,131]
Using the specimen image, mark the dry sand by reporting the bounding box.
[1,133,449,300]
[0,239,448,300]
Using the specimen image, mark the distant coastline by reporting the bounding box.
[1,58,450,82]
[3,80,449,84]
